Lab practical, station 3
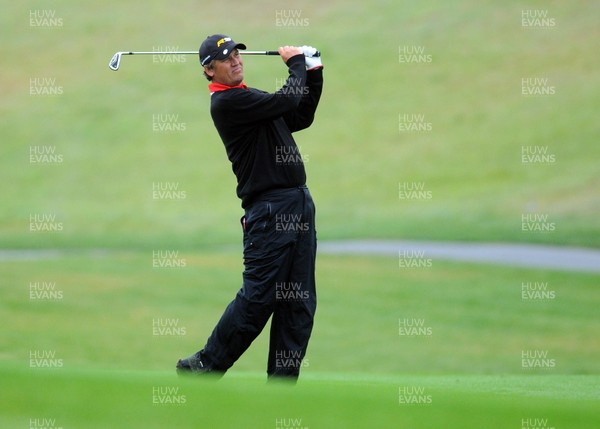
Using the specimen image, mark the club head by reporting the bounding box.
[109,52,122,71]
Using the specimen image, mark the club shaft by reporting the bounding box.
[118,50,279,56]
[109,49,306,70]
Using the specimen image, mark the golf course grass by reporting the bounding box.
[1,1,599,249]
[1,252,599,427]
[2,0,599,427]
[2,366,598,428]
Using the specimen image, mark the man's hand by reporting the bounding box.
[301,45,323,70]
[279,46,303,63]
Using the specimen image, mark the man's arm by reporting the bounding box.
[211,51,308,126]
[282,66,323,132]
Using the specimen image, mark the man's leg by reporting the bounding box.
[178,199,296,374]
[201,248,294,371]
[267,188,317,379]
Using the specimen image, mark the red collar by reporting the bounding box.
[208,82,248,94]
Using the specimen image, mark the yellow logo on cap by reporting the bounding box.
[217,37,232,47]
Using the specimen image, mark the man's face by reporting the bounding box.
[205,49,244,86]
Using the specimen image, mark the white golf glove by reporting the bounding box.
[301,45,322,70]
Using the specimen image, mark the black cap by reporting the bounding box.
[199,34,246,66]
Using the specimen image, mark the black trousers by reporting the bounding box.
[201,186,317,378]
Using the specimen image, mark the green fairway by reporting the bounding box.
[3,252,600,374]
[2,252,599,426]
[1,366,598,429]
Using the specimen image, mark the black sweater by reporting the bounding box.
[209,54,323,208]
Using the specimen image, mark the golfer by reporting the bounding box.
[177,35,323,380]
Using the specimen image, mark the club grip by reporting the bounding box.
[265,50,321,57]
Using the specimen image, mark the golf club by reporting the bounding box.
[109,50,281,71]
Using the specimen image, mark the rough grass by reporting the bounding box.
[1,1,599,248]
